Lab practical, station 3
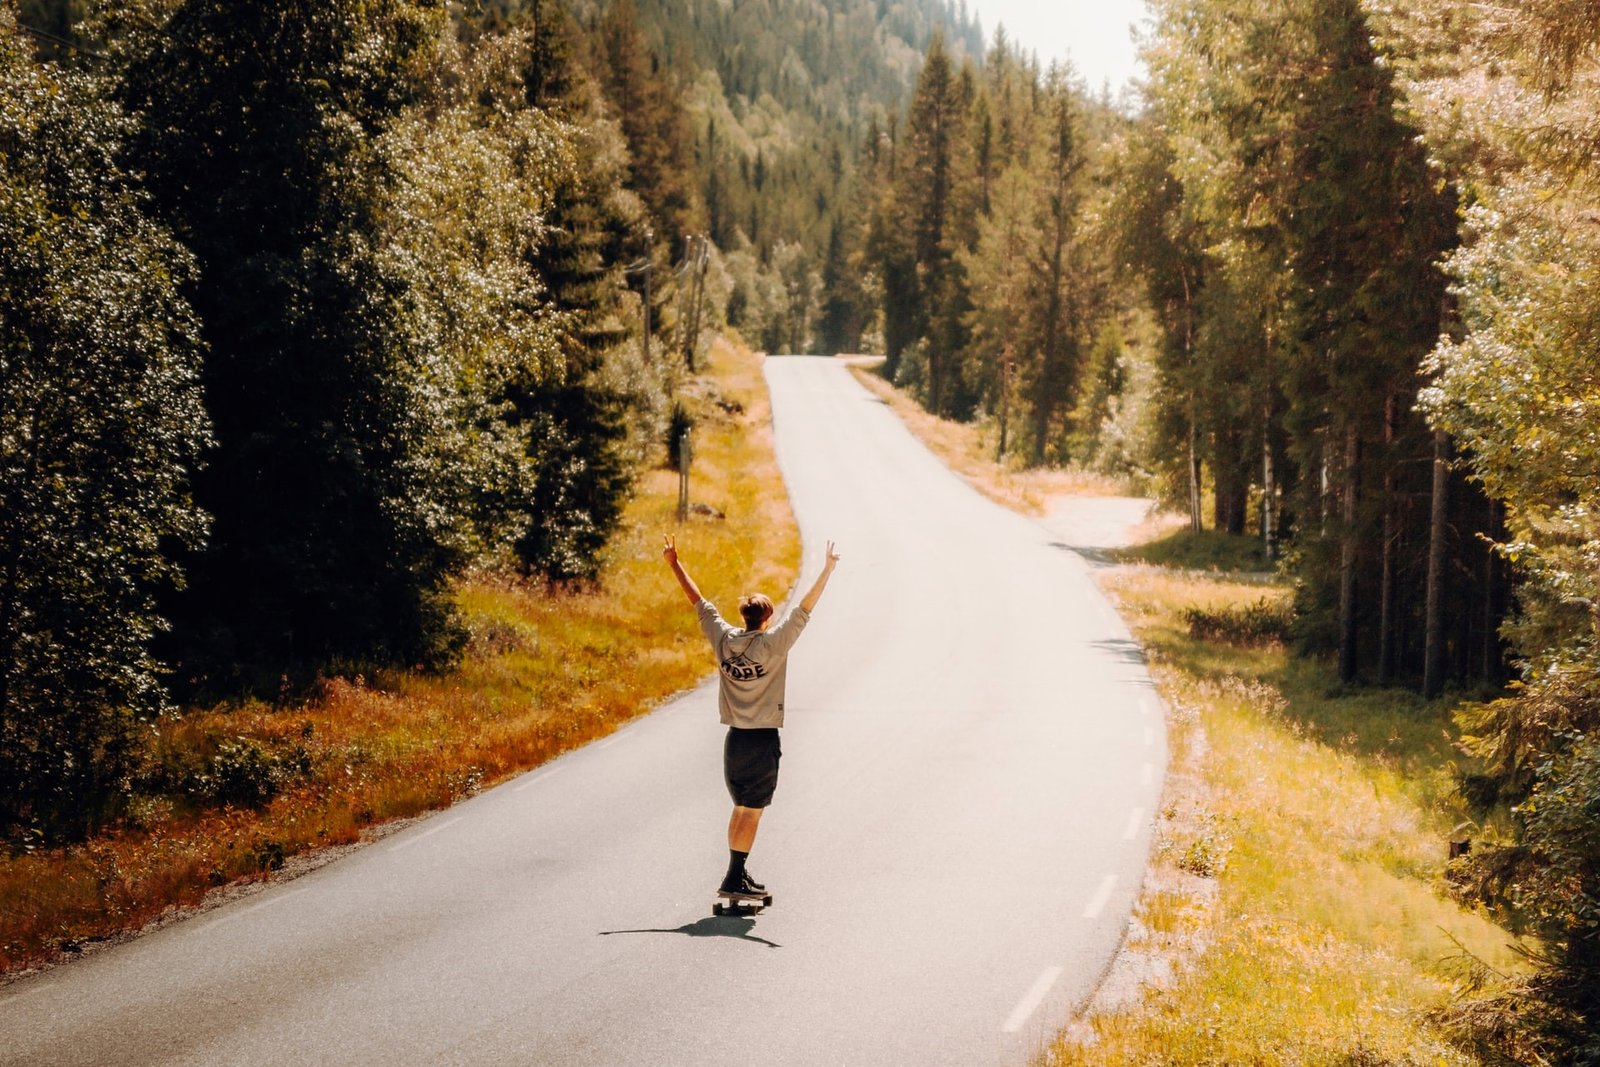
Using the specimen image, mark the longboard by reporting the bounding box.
[713,889,773,916]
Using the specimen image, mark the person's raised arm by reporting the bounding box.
[799,541,841,614]
[662,535,703,607]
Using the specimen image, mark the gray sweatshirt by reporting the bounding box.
[697,598,811,728]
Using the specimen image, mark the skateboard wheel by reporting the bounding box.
[713,903,724,916]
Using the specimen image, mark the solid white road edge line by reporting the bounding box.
[513,766,567,793]
[387,816,464,853]
[208,886,309,929]
[1123,808,1144,841]
[1082,875,1117,920]
[1001,965,1064,1034]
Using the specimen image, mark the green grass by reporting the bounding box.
[1111,525,1274,574]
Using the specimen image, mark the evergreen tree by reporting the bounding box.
[1018,78,1096,463]
[959,164,1035,458]
[511,0,651,580]
[816,218,869,354]
[1271,0,1456,681]
[873,32,973,409]
[1105,113,1208,530]
[597,0,705,244]
[1139,0,1465,685]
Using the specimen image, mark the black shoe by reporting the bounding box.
[740,871,766,894]
[718,877,762,900]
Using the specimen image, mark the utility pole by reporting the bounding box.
[686,236,710,372]
[675,236,694,367]
[1423,429,1451,698]
[624,228,656,363]
[676,429,692,522]
[642,227,654,365]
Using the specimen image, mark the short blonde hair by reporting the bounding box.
[739,594,774,630]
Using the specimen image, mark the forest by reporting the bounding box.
[2,0,1597,1058]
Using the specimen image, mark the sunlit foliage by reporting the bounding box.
[1,6,209,839]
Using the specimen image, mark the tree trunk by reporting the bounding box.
[1423,429,1451,698]
[1261,417,1275,562]
[1187,418,1203,534]
[996,344,1012,463]
[1320,436,1331,534]
[641,229,654,364]
[1180,263,1201,534]
[686,238,709,372]
[1482,497,1504,686]
[1338,423,1360,684]
[1212,429,1246,535]
[1378,394,1397,685]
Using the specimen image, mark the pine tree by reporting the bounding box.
[1019,80,1091,463]
[510,0,648,580]
[960,165,1036,458]
[1140,0,1462,682]
[597,0,705,244]
[1271,0,1456,682]
[882,32,969,410]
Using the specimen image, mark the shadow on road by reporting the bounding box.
[1092,638,1149,666]
[1047,540,1118,567]
[599,916,780,949]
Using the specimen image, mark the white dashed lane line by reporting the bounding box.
[1123,807,1145,841]
[1001,966,1064,1034]
[1141,762,1155,786]
[1082,875,1117,920]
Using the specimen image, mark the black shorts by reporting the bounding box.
[724,727,782,808]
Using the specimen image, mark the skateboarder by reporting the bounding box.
[663,535,840,901]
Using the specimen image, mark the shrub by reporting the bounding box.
[1184,597,1294,646]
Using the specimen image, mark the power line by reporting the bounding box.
[16,23,109,61]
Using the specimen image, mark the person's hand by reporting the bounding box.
[662,534,679,566]
[824,540,841,568]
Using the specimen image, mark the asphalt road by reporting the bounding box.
[0,356,1166,1066]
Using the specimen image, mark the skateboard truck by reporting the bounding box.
[713,889,773,916]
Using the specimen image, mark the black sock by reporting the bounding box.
[726,849,748,883]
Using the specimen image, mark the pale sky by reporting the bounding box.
[970,0,1151,94]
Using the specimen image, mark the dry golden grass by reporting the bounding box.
[0,336,798,975]
[846,363,1127,513]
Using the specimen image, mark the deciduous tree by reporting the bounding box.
[1,10,208,838]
